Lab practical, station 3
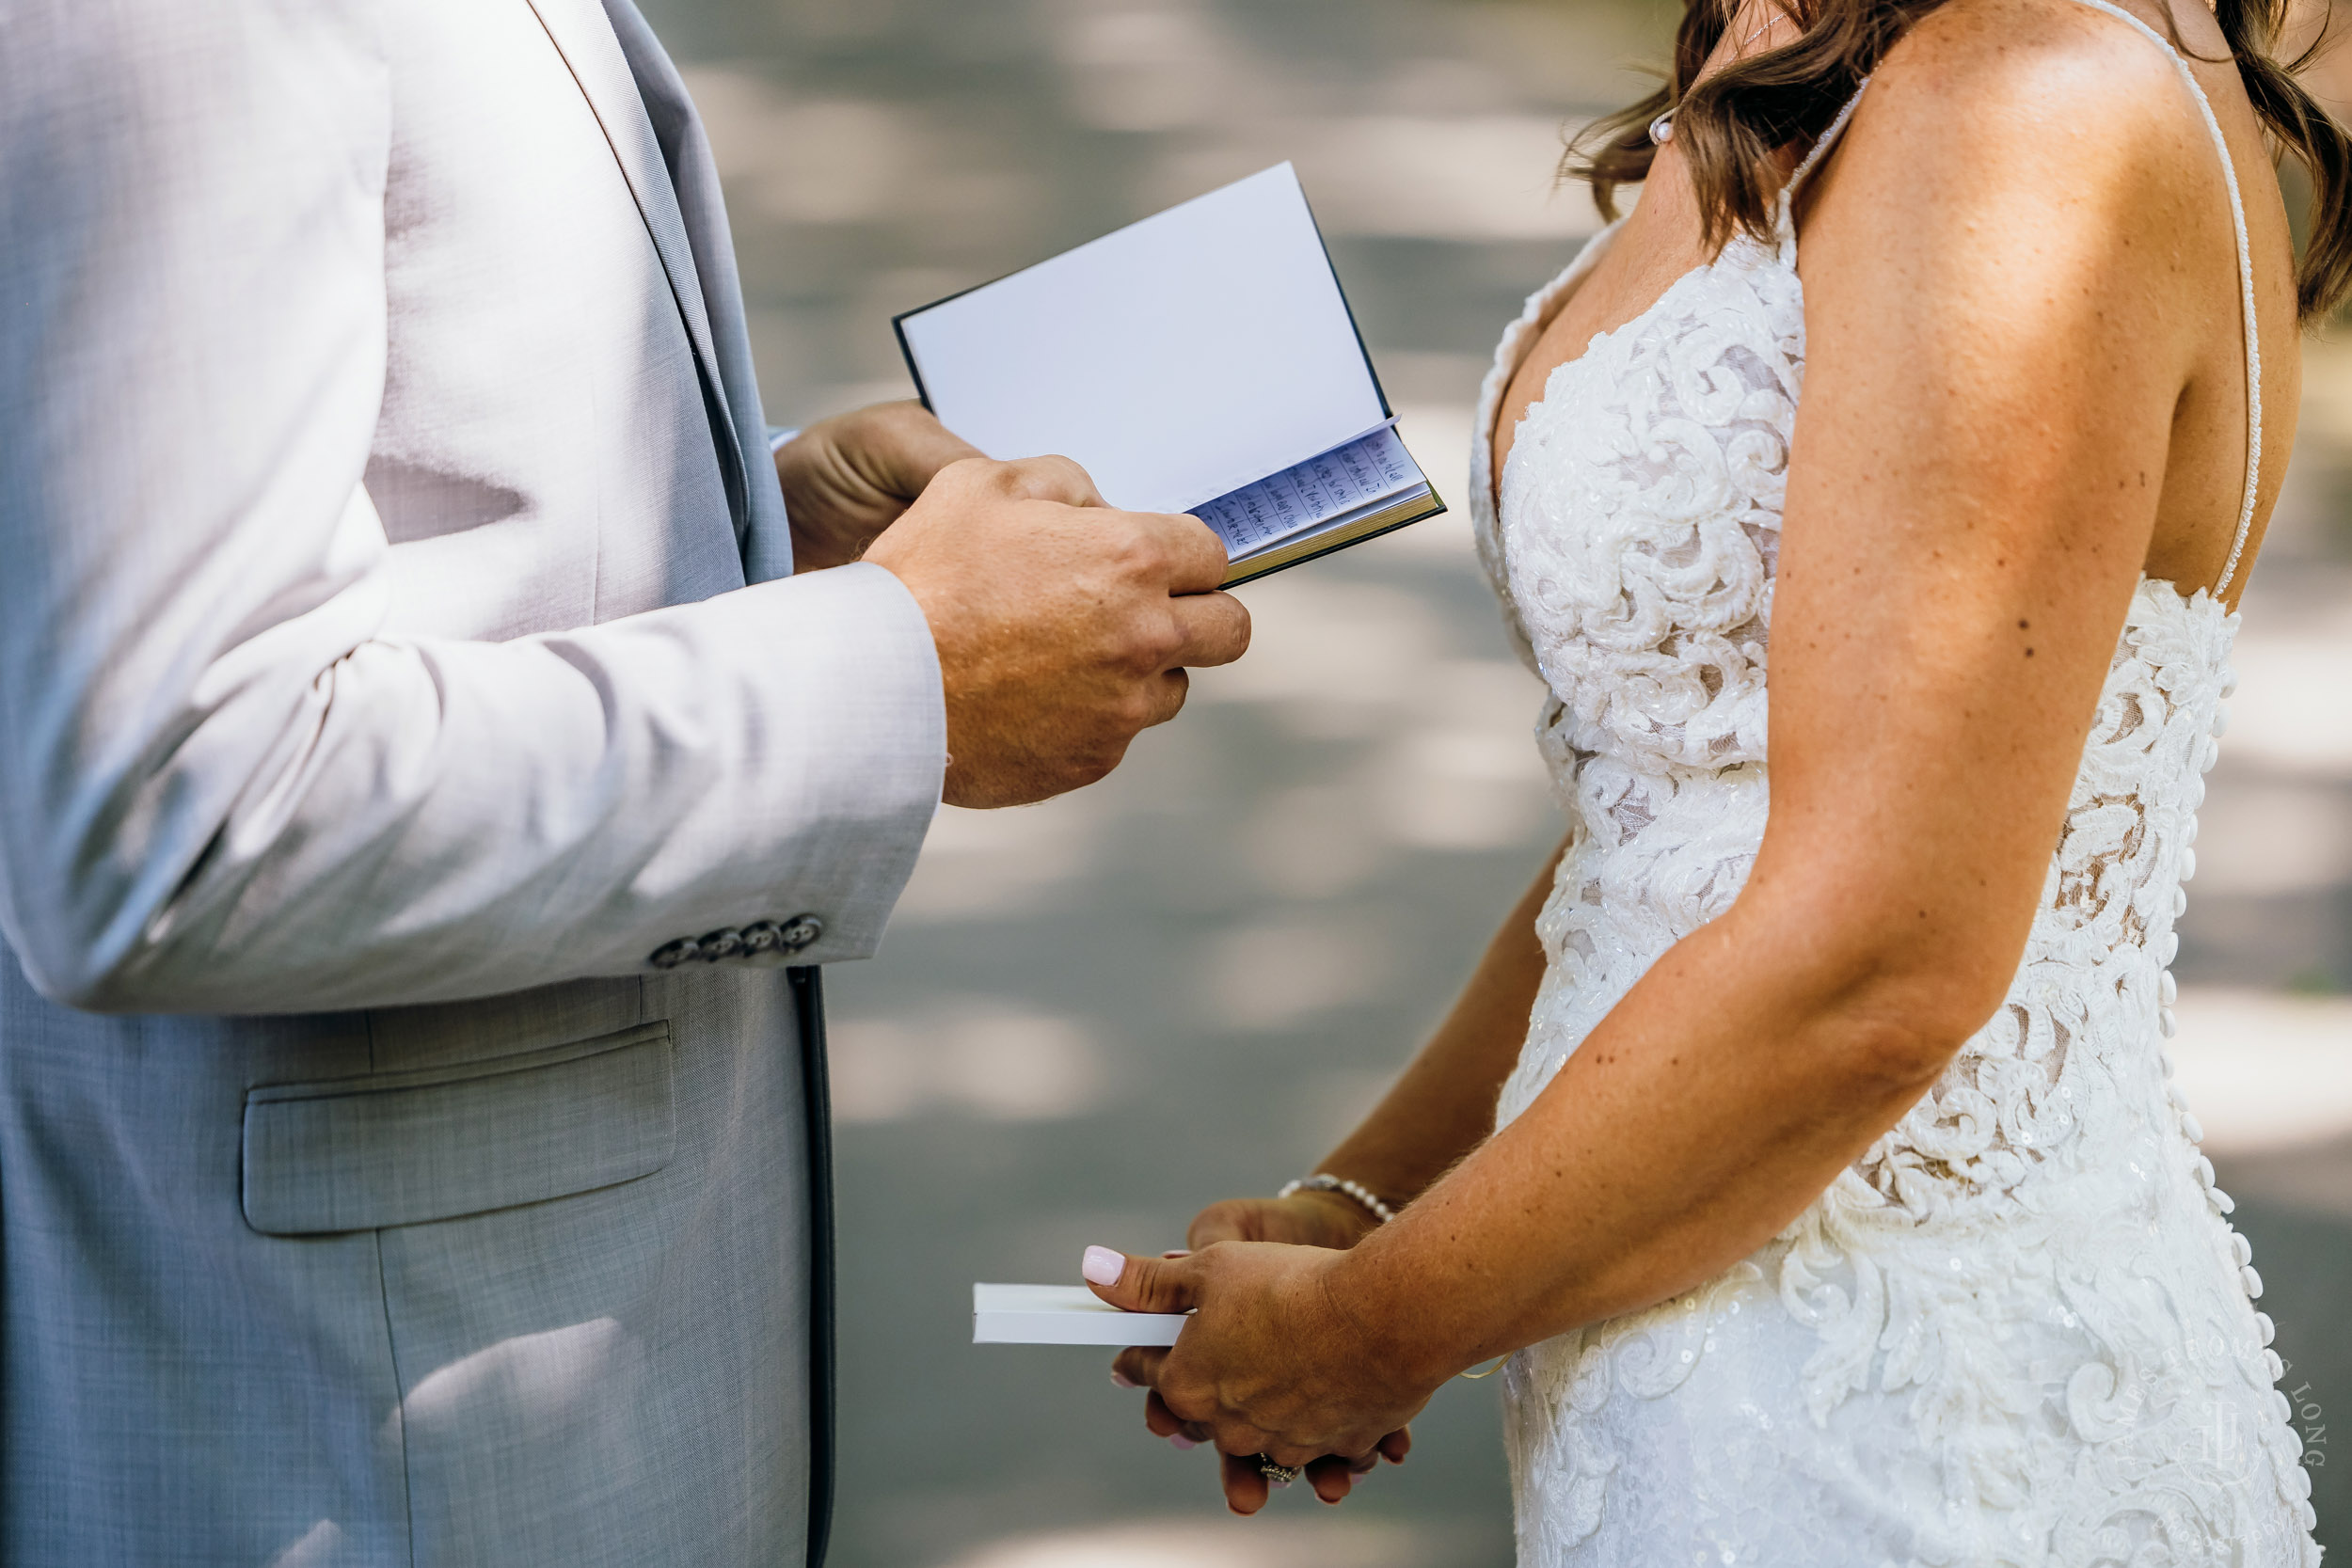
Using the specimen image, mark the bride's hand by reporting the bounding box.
[1185,1191,1381,1252]
[1111,1192,1392,1505]
[1087,1242,1435,1514]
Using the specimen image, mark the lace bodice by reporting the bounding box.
[1470,12,2320,1563]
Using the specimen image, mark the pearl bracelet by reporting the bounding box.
[1278,1173,1397,1225]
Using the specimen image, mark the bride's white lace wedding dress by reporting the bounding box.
[1469,6,2322,1562]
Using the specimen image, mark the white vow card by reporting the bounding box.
[972,1283,1187,1347]
[896,165,1392,516]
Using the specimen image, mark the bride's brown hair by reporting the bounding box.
[1571,0,2352,322]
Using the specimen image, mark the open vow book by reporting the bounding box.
[895,165,1445,585]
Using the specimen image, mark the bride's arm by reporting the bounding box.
[1089,8,2265,1488]
[1186,838,1566,1250]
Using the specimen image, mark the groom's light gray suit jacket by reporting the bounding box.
[0,2,945,1562]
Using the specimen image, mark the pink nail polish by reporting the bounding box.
[1110,1369,1137,1389]
[1082,1245,1124,1287]
[1169,1434,1200,1450]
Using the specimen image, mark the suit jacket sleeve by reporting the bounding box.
[0,3,946,1013]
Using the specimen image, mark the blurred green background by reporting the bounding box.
[636,1,2349,1561]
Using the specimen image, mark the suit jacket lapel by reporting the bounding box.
[599,0,795,581]
[523,0,749,530]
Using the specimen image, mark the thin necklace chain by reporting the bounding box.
[1651,10,1789,144]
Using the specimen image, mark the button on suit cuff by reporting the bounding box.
[650,914,825,970]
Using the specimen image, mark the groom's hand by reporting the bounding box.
[866,456,1249,808]
[775,402,982,572]
[1082,1243,1423,1515]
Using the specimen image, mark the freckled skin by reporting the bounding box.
[1087,0,2303,1511]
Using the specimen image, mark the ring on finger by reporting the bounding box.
[1254,1454,1301,1486]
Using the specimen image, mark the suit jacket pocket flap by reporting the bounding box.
[242,1022,675,1235]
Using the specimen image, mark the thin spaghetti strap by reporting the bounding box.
[1776,83,1873,248]
[1774,78,1874,250]
[2059,0,2264,596]
[1787,80,1874,207]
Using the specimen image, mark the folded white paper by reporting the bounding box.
[972,1283,1187,1347]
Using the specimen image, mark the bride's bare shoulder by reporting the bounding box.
[1816,0,2227,223]
[1875,0,2200,110]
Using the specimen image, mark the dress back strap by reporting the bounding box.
[2057,0,2265,594]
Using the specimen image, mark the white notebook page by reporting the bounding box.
[898,165,1390,515]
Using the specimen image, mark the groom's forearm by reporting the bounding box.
[1313,835,1566,1208]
